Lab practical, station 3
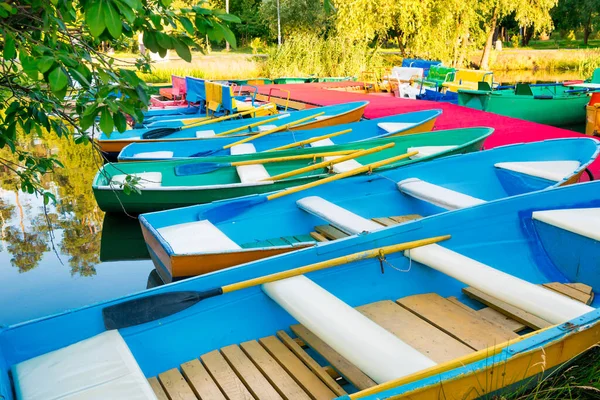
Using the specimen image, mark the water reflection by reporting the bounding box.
[0,135,155,325]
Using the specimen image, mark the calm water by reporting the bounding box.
[0,70,588,326]
[0,137,156,326]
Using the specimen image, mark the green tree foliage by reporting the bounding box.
[479,0,557,69]
[0,0,239,197]
[259,0,329,41]
[552,0,600,45]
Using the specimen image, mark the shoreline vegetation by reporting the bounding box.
[132,42,600,84]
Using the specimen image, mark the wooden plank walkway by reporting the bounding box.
[148,282,591,398]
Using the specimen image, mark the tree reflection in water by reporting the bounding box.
[0,134,103,275]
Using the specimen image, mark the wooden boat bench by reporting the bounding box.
[148,281,592,399]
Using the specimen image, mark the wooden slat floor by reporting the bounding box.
[149,281,593,399]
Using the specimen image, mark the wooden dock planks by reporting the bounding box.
[201,350,254,400]
[260,336,336,400]
[291,324,377,390]
[221,344,282,400]
[397,293,519,351]
[181,359,227,400]
[158,368,198,400]
[357,300,473,363]
[240,340,312,400]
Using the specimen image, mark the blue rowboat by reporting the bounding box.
[117,109,442,161]
[138,137,599,282]
[3,179,599,400]
[94,127,490,214]
[95,102,370,158]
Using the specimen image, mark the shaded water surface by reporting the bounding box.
[0,136,155,326]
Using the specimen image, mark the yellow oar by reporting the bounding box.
[103,234,451,329]
[263,142,396,182]
[174,150,364,176]
[141,104,277,140]
[214,116,281,137]
[223,112,326,150]
[267,150,419,200]
[266,129,353,152]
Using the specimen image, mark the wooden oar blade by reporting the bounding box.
[103,290,219,330]
[141,127,180,140]
[175,162,226,176]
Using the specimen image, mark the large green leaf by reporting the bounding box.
[216,23,237,48]
[114,0,135,23]
[37,56,56,73]
[119,0,142,10]
[156,31,172,49]
[173,39,191,62]
[19,52,39,80]
[143,31,160,53]
[99,109,114,134]
[48,66,68,93]
[103,1,123,38]
[3,33,16,60]
[113,112,127,133]
[215,13,241,23]
[86,0,105,37]
[179,17,195,35]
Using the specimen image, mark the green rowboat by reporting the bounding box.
[458,83,594,127]
[92,127,492,213]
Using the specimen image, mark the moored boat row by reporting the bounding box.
[3,74,600,400]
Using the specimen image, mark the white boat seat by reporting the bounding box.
[314,115,331,120]
[257,124,278,132]
[532,208,600,241]
[263,276,436,384]
[297,196,381,235]
[132,151,174,159]
[494,161,581,182]
[407,145,457,160]
[404,244,593,324]
[157,220,241,254]
[195,130,216,138]
[310,138,362,173]
[377,122,417,134]
[12,330,157,400]
[110,172,162,189]
[397,178,485,210]
[230,144,271,183]
[127,136,141,140]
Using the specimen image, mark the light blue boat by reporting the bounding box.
[2,179,599,400]
[117,109,442,161]
[96,102,371,159]
[138,137,599,282]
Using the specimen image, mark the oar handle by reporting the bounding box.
[265,142,395,182]
[215,115,281,137]
[266,150,418,200]
[223,112,326,150]
[231,150,362,167]
[223,235,451,293]
[266,129,353,152]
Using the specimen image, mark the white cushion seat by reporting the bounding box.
[407,145,457,160]
[309,138,362,173]
[297,196,381,234]
[110,172,162,189]
[377,122,417,134]
[257,124,278,132]
[230,144,271,183]
[494,161,581,182]
[405,244,593,324]
[532,208,600,241]
[397,178,486,210]
[132,151,174,159]
[390,67,424,82]
[12,330,157,400]
[157,220,241,254]
[195,129,216,138]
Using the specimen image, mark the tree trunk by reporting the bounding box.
[522,26,534,46]
[480,7,498,70]
[584,16,592,45]
[492,25,500,43]
[457,34,469,67]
